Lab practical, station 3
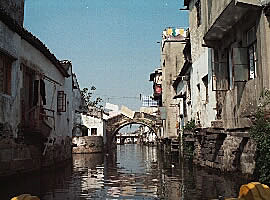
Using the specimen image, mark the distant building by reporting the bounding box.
[160,28,187,139]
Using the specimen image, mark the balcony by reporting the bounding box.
[22,106,54,143]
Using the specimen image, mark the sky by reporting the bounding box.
[24,0,188,111]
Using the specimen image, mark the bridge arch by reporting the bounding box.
[105,112,158,150]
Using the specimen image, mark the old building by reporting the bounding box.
[183,0,270,175]
[0,0,74,176]
[160,28,187,145]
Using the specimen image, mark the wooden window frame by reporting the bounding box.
[247,42,257,80]
[211,49,230,91]
[57,91,66,112]
[246,25,257,80]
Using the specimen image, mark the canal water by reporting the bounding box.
[1,144,250,200]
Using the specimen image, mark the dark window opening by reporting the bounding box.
[246,25,257,80]
[0,53,12,95]
[91,128,97,136]
[40,79,46,105]
[202,75,209,103]
[195,0,201,27]
[183,98,187,117]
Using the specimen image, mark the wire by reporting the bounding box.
[92,94,140,100]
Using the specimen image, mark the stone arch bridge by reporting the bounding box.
[105,112,159,150]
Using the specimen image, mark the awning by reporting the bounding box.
[204,0,261,43]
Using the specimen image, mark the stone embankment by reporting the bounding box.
[0,136,72,178]
[72,136,103,153]
[192,129,256,175]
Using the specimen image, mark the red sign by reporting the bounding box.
[155,85,162,94]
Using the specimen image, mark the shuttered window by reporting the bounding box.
[211,49,229,91]
[57,91,66,112]
[232,48,249,82]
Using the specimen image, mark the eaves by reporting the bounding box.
[0,8,69,78]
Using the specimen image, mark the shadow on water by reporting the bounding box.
[0,145,251,200]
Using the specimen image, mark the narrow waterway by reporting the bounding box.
[1,144,250,200]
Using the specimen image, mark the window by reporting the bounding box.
[211,49,229,91]
[247,26,257,79]
[57,91,66,112]
[0,53,12,95]
[195,0,201,27]
[202,75,209,103]
[91,128,97,136]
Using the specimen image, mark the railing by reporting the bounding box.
[24,106,55,134]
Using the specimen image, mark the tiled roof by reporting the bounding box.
[0,8,69,77]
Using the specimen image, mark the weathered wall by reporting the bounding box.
[42,137,72,168]
[72,136,103,153]
[0,21,22,138]
[193,131,256,175]
[0,0,25,26]
[188,0,217,127]
[214,10,267,129]
[21,39,72,141]
[0,137,71,177]
[188,0,270,129]
[162,41,185,138]
[189,49,216,127]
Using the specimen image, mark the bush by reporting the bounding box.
[250,89,270,185]
[184,119,196,132]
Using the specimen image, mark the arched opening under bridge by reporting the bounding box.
[105,112,159,151]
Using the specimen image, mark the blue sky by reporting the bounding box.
[24,0,188,110]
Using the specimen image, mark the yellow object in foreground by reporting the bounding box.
[238,182,270,200]
[11,194,40,200]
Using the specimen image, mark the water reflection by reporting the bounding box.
[1,144,250,200]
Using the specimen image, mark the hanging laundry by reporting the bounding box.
[167,28,173,36]
[175,29,180,36]
[179,29,185,36]
[40,79,46,105]
[172,28,177,36]
[33,80,39,106]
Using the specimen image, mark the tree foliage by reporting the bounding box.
[250,89,270,185]
[81,86,103,108]
[183,119,196,132]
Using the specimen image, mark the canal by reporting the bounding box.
[1,144,250,200]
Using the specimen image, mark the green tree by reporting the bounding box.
[81,86,103,109]
[250,89,270,185]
